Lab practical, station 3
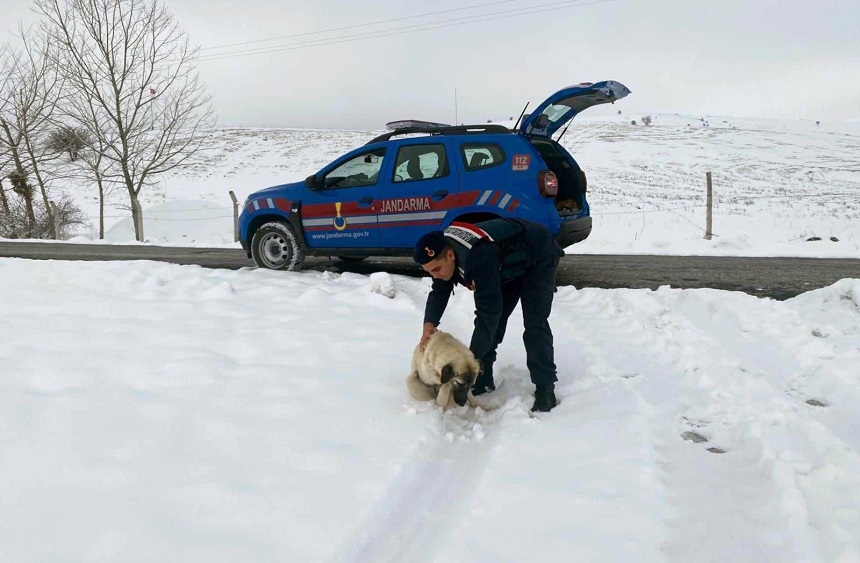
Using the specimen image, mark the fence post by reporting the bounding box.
[229,190,239,242]
[49,200,61,240]
[705,171,713,240]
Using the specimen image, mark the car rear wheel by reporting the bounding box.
[251,221,305,271]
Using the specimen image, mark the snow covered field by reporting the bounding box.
[2,113,859,561]
[2,258,859,562]
[53,113,860,259]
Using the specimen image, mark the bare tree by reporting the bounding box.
[0,177,10,214]
[0,47,8,216]
[0,69,10,217]
[78,127,121,239]
[0,46,38,233]
[36,0,215,241]
[0,29,64,238]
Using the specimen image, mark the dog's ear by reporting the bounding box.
[436,382,452,408]
[440,363,455,384]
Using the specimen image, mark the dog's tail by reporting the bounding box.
[406,371,437,402]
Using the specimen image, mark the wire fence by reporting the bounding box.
[5,170,857,239]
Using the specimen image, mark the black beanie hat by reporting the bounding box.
[413,231,447,264]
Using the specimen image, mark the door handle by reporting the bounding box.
[359,196,373,207]
[431,190,448,201]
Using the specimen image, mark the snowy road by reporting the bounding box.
[1,241,858,299]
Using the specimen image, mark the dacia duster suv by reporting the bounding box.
[239,80,630,270]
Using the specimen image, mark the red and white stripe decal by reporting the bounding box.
[299,190,484,229]
[449,221,493,241]
[476,189,519,213]
[247,197,291,213]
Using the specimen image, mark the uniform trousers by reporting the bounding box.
[481,236,562,387]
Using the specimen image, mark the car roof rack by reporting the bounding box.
[366,124,512,145]
[385,119,451,131]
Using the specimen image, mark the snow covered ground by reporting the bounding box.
[2,113,859,561]
[2,258,859,562]
[44,113,860,258]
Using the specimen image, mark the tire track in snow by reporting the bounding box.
[642,313,829,561]
[331,400,515,563]
[660,291,860,561]
[555,288,835,561]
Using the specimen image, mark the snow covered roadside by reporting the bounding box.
[1,258,859,562]
[11,114,856,259]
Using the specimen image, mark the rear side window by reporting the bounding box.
[392,144,449,183]
[531,140,561,159]
[461,143,505,171]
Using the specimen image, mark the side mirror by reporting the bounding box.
[305,174,318,190]
[364,154,378,164]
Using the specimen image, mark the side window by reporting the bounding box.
[323,148,386,189]
[531,139,561,159]
[461,143,505,171]
[392,144,449,183]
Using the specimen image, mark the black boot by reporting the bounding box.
[471,362,495,396]
[532,384,557,412]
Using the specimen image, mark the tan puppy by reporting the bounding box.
[406,331,482,409]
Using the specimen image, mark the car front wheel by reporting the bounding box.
[251,221,305,271]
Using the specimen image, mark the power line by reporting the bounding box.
[198,0,613,61]
[197,0,616,63]
[199,0,522,52]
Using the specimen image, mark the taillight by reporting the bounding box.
[579,170,588,192]
[538,170,558,198]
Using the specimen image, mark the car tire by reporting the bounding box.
[251,221,305,271]
[336,256,367,262]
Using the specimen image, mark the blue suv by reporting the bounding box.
[239,80,630,270]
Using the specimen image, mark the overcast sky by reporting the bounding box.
[2,0,858,129]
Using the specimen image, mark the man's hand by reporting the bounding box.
[420,322,437,351]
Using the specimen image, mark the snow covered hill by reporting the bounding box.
[50,113,859,258]
[1,259,858,561]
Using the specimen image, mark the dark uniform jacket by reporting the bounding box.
[423,218,559,360]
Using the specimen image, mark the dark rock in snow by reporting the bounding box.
[681,431,708,443]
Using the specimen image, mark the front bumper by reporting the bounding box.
[556,216,592,248]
